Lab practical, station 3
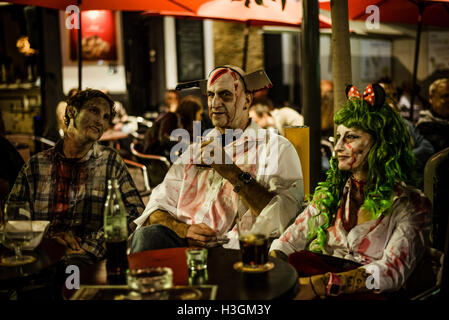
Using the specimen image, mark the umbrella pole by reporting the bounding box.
[409,2,427,122]
[78,0,82,90]
[301,0,321,193]
[242,21,250,72]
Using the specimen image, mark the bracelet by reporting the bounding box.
[309,277,319,297]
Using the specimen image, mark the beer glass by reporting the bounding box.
[237,217,269,269]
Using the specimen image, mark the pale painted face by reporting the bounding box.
[206,68,251,132]
[335,125,374,178]
[69,97,111,143]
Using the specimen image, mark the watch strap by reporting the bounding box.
[233,171,253,193]
[326,272,342,296]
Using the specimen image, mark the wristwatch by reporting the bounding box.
[233,171,253,193]
[326,272,342,296]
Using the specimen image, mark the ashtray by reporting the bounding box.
[233,261,274,273]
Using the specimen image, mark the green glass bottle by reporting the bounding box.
[104,179,129,284]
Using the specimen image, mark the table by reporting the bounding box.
[100,129,129,142]
[0,239,65,299]
[73,247,299,300]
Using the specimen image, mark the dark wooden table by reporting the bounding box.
[73,247,298,300]
[0,239,65,298]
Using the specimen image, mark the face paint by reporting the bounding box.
[210,68,229,85]
[70,97,111,143]
[335,125,374,178]
[206,68,248,131]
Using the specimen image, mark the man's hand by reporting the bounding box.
[186,223,217,247]
[65,247,87,255]
[51,231,83,253]
[196,138,234,169]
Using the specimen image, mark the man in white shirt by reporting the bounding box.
[130,66,303,251]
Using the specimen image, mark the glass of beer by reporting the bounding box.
[237,218,269,269]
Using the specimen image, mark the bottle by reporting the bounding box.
[104,179,129,284]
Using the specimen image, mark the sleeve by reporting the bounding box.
[6,162,31,204]
[409,124,435,171]
[358,192,431,293]
[81,232,106,259]
[6,159,34,218]
[114,154,145,232]
[247,135,305,238]
[133,160,185,229]
[269,205,322,255]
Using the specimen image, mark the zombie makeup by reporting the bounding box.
[71,97,111,142]
[335,125,374,179]
[206,68,248,131]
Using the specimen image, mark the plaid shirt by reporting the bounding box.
[7,140,145,259]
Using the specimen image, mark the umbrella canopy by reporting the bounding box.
[6,0,204,11]
[319,0,449,27]
[143,0,331,71]
[146,0,332,28]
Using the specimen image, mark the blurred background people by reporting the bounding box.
[139,95,203,189]
[249,97,303,136]
[378,79,434,187]
[143,95,203,158]
[417,78,449,154]
[158,89,179,116]
[53,88,78,139]
[320,80,335,180]
[397,81,427,124]
[100,88,131,133]
[320,80,334,139]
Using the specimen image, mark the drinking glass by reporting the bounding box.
[1,201,36,266]
[237,217,269,269]
[186,248,208,285]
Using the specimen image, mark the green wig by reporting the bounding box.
[307,84,415,252]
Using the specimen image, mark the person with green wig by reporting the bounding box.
[269,84,431,299]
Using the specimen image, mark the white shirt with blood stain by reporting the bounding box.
[134,120,304,249]
[270,179,431,292]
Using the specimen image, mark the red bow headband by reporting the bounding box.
[345,84,385,109]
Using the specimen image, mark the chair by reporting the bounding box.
[124,142,171,198]
[401,147,449,300]
[424,147,449,252]
[125,116,153,140]
[5,134,56,162]
[404,247,445,300]
[284,126,310,195]
[421,147,449,299]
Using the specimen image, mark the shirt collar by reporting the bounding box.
[205,119,265,143]
[54,139,102,162]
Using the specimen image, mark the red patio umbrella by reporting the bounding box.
[146,0,331,28]
[144,0,331,71]
[6,0,208,89]
[319,0,449,120]
[319,0,449,28]
[6,0,204,11]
